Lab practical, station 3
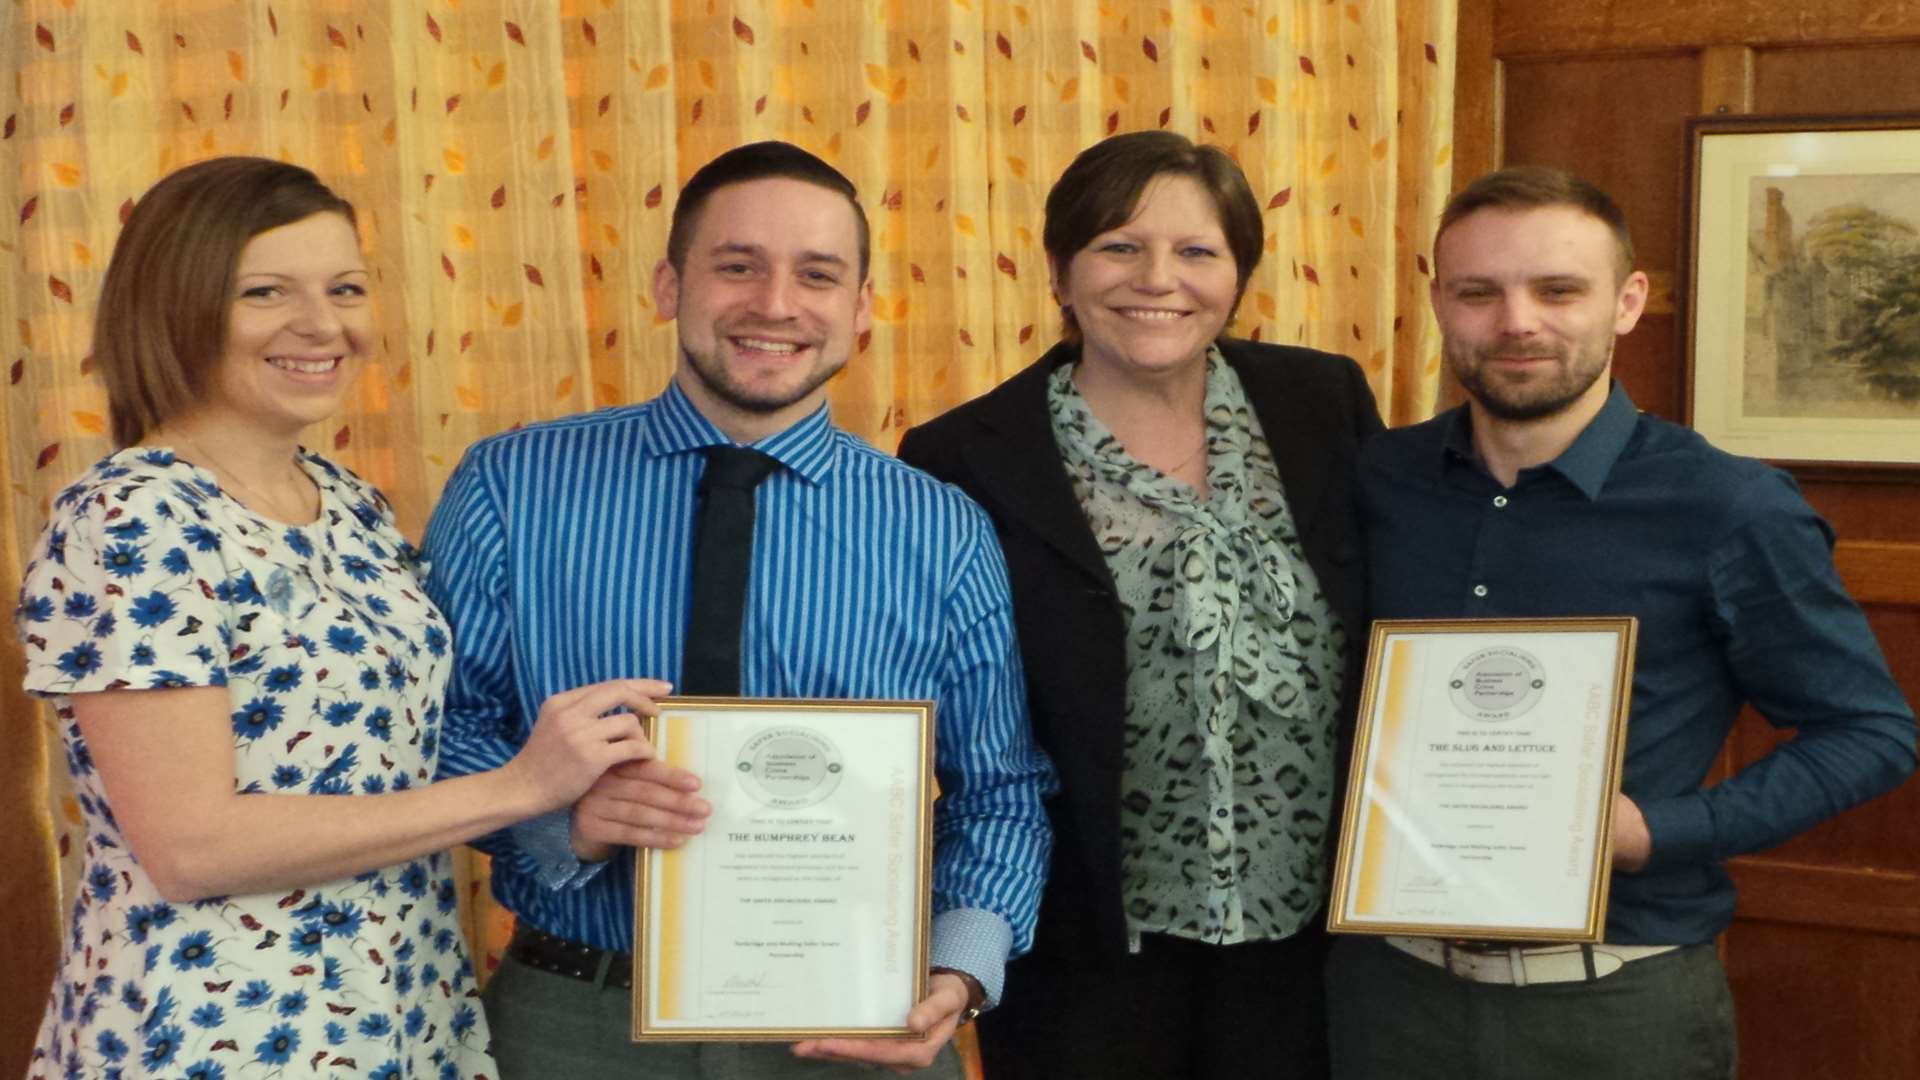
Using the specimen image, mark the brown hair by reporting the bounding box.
[666,141,870,281]
[1042,130,1263,342]
[1435,166,1635,280]
[97,156,357,448]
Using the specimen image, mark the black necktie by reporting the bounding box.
[681,446,781,695]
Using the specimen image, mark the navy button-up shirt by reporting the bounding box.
[1360,382,1915,945]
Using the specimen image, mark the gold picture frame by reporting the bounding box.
[1682,112,1920,472]
[1327,618,1636,943]
[632,697,934,1041]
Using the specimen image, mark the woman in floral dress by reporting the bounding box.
[17,157,665,1080]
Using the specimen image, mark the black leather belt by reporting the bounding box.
[508,924,633,990]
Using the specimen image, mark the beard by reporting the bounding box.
[679,336,846,416]
[1447,334,1614,422]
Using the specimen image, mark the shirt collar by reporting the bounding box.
[1440,380,1639,500]
[645,379,840,485]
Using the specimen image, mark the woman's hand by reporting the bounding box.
[505,678,669,816]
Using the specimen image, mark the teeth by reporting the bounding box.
[735,338,801,353]
[1118,309,1186,321]
[268,356,339,374]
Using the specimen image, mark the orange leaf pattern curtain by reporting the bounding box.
[0,0,1456,1068]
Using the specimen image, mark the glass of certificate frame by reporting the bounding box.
[1327,618,1637,943]
[632,698,933,1041]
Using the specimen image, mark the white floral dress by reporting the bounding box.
[17,448,494,1080]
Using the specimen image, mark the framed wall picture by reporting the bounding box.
[1682,113,1920,470]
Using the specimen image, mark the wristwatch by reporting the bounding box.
[930,966,987,1026]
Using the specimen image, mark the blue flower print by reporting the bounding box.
[91,610,117,639]
[341,555,381,583]
[46,527,67,563]
[435,880,458,916]
[385,656,407,690]
[271,765,304,788]
[161,547,191,574]
[100,543,147,578]
[88,863,117,901]
[20,594,53,622]
[235,980,273,1008]
[263,664,302,693]
[366,594,392,617]
[189,1002,224,1028]
[357,1013,393,1038]
[433,928,458,954]
[96,1030,129,1061]
[284,528,314,558]
[106,518,149,540]
[364,707,394,741]
[124,904,166,944]
[181,524,220,551]
[129,591,177,628]
[393,965,414,994]
[63,593,98,618]
[310,776,352,795]
[404,1005,427,1037]
[130,643,156,665]
[147,669,194,689]
[359,668,380,690]
[255,1023,299,1066]
[142,1023,184,1069]
[169,930,215,970]
[230,698,284,740]
[323,701,362,727]
[264,567,297,615]
[56,641,103,680]
[143,985,177,1030]
[424,624,448,657]
[420,961,441,986]
[321,956,344,991]
[228,652,266,676]
[360,775,388,794]
[370,1063,403,1080]
[398,862,429,900]
[318,902,364,938]
[119,981,145,1013]
[327,625,368,654]
[288,923,325,957]
[276,990,307,1017]
[325,1020,348,1045]
[182,1060,225,1080]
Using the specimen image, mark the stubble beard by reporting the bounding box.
[681,339,846,416]
[1448,335,1615,423]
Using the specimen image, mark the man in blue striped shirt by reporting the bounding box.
[425,142,1056,1077]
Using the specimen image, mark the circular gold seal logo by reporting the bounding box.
[1448,646,1546,722]
[735,726,844,809]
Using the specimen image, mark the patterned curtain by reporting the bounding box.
[0,0,1456,1069]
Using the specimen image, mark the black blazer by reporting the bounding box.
[897,338,1385,963]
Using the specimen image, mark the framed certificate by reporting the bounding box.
[632,697,934,1041]
[1327,619,1636,943]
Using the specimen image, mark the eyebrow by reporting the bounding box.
[1445,272,1592,288]
[235,268,370,279]
[708,242,850,268]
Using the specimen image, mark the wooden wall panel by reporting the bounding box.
[1457,6,1920,1077]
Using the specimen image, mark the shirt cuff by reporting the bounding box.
[1636,793,1716,873]
[507,810,613,890]
[928,907,1013,1011]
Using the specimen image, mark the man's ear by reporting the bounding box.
[853,275,874,337]
[1613,269,1650,336]
[653,258,681,320]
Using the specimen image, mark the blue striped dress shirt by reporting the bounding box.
[424,380,1056,1003]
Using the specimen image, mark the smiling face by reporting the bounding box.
[206,212,371,438]
[1053,173,1240,384]
[1432,204,1648,424]
[655,176,872,443]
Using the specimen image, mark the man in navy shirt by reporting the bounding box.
[1328,167,1916,1079]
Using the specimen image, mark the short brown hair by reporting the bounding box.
[1043,131,1263,342]
[1434,166,1635,280]
[666,141,869,281]
[97,156,356,447]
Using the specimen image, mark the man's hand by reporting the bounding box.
[569,758,711,862]
[789,971,972,1074]
[1612,791,1651,871]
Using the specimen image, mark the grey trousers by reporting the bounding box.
[483,952,965,1080]
[1326,935,1737,1080]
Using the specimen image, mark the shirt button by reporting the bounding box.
[1492,495,1509,508]
[1473,584,1488,597]
[1215,808,1230,819]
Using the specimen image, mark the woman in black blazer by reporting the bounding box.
[898,132,1383,1079]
